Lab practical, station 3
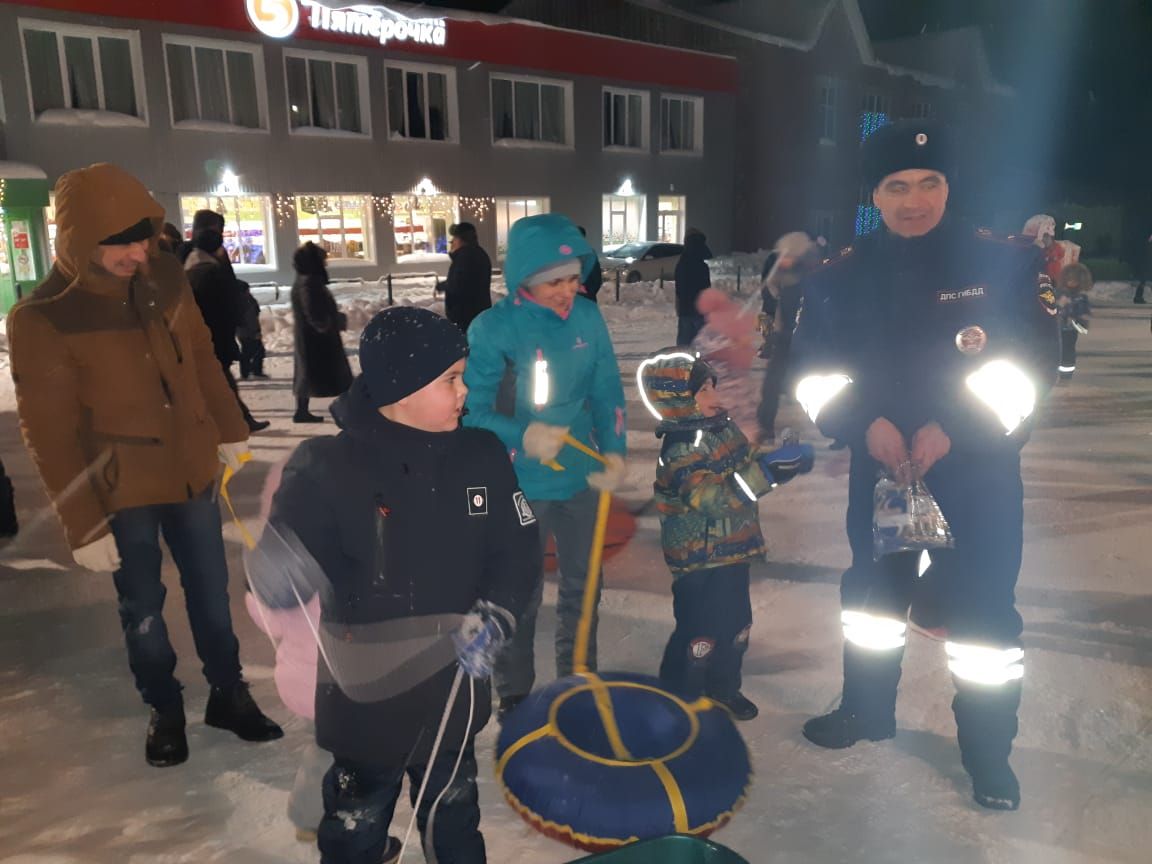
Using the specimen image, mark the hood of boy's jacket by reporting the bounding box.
[503,213,597,293]
[51,163,165,284]
[639,350,724,434]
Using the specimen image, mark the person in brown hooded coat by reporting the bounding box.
[6,163,282,768]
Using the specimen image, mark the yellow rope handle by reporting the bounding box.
[564,433,610,465]
[573,488,612,673]
[219,451,256,551]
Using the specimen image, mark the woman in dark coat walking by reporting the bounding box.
[291,243,353,423]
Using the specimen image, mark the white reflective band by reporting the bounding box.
[733,471,757,502]
[841,610,907,651]
[1058,365,1076,373]
[918,550,931,578]
[796,374,852,424]
[693,429,703,448]
[635,351,698,420]
[965,360,1036,435]
[945,641,1024,686]
[533,355,550,406]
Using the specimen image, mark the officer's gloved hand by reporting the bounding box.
[522,423,569,463]
[756,443,815,485]
[453,600,515,679]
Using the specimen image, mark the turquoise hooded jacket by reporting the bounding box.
[463,214,626,500]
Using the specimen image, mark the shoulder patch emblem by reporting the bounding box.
[1037,273,1059,316]
[513,491,537,526]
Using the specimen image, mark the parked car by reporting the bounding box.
[601,241,684,283]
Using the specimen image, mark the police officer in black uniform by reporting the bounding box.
[791,120,1059,811]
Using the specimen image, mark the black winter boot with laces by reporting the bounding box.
[205,682,284,742]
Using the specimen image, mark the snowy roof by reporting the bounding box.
[0,162,47,181]
[873,28,1013,95]
[661,0,837,46]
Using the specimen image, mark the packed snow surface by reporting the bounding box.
[0,261,1149,863]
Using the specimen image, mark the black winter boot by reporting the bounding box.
[146,700,188,767]
[953,678,1022,811]
[803,643,903,749]
[205,682,284,742]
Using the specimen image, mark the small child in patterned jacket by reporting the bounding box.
[638,348,813,720]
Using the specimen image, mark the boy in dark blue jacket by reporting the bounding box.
[260,307,540,864]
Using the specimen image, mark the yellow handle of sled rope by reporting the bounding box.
[564,434,610,466]
[573,488,612,674]
[544,435,609,472]
[220,451,256,551]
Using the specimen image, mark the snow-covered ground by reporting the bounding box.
[0,271,1149,863]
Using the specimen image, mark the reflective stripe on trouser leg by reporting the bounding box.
[945,641,1023,686]
[841,610,907,651]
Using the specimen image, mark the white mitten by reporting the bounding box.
[587,453,627,492]
[73,533,121,572]
[522,423,568,462]
[218,441,251,472]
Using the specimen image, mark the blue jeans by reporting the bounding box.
[318,745,484,864]
[109,486,243,707]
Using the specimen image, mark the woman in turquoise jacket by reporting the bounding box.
[464,213,627,717]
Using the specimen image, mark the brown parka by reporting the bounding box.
[7,163,248,550]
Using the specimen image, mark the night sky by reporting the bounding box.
[424,0,1152,247]
[859,0,1152,242]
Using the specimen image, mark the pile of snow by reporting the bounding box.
[1089,280,1143,306]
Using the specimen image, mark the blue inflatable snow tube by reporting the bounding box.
[495,672,751,853]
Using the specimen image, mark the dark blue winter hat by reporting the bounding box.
[359,307,469,406]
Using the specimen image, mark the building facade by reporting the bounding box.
[0,0,739,306]
[502,0,1018,252]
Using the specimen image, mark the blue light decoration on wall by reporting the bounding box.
[855,205,882,236]
[859,111,888,142]
[855,111,888,235]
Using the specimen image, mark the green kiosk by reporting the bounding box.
[0,163,51,314]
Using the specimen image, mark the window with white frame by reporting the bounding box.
[491,74,571,146]
[392,193,458,261]
[385,62,456,142]
[296,195,373,263]
[20,20,145,121]
[603,87,648,150]
[179,194,275,268]
[285,50,368,135]
[602,194,647,248]
[660,94,702,154]
[495,197,550,260]
[163,36,265,130]
[657,196,685,243]
[818,78,837,143]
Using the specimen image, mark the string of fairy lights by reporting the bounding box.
[264,182,497,227]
